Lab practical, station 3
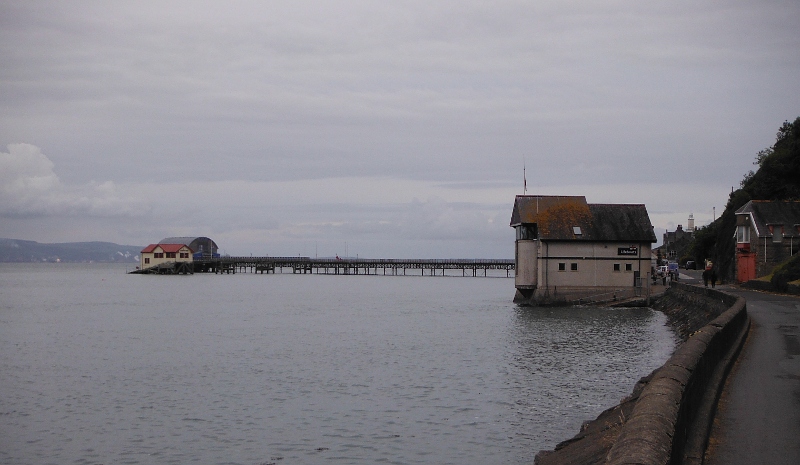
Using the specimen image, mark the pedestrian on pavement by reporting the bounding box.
[710,268,717,288]
[702,268,709,287]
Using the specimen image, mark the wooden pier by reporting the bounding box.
[133,257,515,277]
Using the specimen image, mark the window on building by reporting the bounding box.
[773,225,783,243]
[516,224,538,240]
[570,263,578,271]
[179,252,188,258]
[613,263,621,271]
[736,225,750,243]
[625,263,633,271]
[166,252,176,258]
[144,258,150,264]
[154,253,164,258]
[558,262,566,271]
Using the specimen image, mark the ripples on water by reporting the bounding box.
[0,264,676,465]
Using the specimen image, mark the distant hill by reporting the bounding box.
[0,238,142,263]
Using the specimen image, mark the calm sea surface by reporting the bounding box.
[0,263,676,465]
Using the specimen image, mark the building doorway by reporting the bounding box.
[736,252,756,283]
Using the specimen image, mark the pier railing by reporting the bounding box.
[191,256,515,277]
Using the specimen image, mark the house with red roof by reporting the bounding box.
[140,243,194,269]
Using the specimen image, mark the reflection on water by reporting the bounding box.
[0,264,675,465]
[507,307,677,448]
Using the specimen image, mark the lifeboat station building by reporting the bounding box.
[510,195,657,305]
[140,243,194,269]
[139,236,219,270]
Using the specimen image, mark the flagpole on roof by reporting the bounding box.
[523,157,527,194]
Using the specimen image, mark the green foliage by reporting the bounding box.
[770,253,800,292]
[688,222,718,264]
[740,117,800,200]
[688,117,800,281]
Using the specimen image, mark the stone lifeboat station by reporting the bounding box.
[510,195,657,305]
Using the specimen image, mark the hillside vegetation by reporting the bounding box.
[689,117,800,281]
[770,253,800,292]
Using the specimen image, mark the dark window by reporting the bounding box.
[516,224,538,240]
[570,263,578,271]
[625,263,633,271]
[773,225,783,243]
[558,262,566,271]
[613,263,620,271]
[144,258,150,264]
[154,253,164,258]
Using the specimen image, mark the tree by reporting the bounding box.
[741,117,800,200]
[689,117,800,281]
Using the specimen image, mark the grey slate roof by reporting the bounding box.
[159,236,218,253]
[510,195,657,243]
[735,200,800,238]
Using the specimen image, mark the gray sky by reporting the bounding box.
[2,0,798,258]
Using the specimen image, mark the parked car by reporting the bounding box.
[684,260,696,270]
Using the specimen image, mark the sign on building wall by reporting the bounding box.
[618,246,638,256]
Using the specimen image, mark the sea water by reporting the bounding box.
[0,263,676,465]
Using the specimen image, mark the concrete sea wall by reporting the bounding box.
[535,283,749,465]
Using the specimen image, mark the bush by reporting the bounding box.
[770,253,800,292]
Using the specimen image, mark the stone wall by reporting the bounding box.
[534,283,749,465]
[741,278,800,295]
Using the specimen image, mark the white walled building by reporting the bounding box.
[510,195,657,305]
[140,243,194,269]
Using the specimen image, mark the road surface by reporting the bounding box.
[704,288,800,464]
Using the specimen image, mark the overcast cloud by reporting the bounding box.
[1,1,798,257]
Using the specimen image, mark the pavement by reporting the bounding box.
[703,287,800,464]
[638,269,799,463]
[647,268,702,294]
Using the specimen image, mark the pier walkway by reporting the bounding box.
[135,257,515,277]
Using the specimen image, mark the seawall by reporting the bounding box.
[535,283,749,465]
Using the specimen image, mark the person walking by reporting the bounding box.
[702,268,709,287]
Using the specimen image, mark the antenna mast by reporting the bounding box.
[523,158,527,194]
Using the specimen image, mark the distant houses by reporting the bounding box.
[734,200,800,282]
[510,195,657,305]
[139,236,218,270]
[660,223,694,262]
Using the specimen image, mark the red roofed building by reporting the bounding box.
[140,243,194,269]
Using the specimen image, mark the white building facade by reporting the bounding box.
[511,195,657,305]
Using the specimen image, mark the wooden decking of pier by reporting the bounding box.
[131,257,515,277]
